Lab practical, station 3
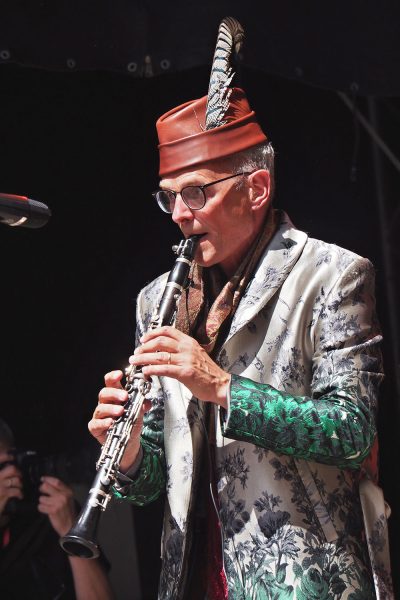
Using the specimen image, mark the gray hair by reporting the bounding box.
[225,141,275,200]
[0,419,14,450]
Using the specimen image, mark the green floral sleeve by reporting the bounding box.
[114,438,166,506]
[113,391,167,505]
[223,374,376,469]
[113,283,168,506]
[222,259,383,469]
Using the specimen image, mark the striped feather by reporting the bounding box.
[205,17,245,130]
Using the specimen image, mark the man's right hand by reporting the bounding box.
[0,453,23,516]
[88,370,148,473]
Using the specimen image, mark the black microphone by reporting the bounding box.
[0,193,51,228]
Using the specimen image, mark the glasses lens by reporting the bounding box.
[155,190,175,213]
[181,186,205,210]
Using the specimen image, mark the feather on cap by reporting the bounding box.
[205,17,245,130]
[156,18,267,177]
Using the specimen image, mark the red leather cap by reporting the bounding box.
[156,88,267,176]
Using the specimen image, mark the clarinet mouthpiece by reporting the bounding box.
[172,235,202,255]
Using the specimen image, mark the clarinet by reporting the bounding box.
[60,235,200,559]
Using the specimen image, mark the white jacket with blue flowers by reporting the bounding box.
[117,211,392,599]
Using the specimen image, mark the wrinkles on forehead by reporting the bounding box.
[159,157,235,191]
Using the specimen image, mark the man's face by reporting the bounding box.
[160,163,267,278]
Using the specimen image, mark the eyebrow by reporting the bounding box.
[159,179,205,191]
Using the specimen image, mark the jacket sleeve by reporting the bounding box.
[221,257,384,469]
[113,386,167,506]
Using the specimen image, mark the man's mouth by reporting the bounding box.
[184,232,206,240]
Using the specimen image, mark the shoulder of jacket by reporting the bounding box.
[303,236,372,269]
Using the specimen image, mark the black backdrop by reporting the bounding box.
[1,61,399,596]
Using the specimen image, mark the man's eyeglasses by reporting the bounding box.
[152,172,253,214]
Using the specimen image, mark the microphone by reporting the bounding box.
[0,193,51,228]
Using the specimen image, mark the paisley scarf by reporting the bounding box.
[175,207,278,354]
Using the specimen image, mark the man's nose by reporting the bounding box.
[171,193,193,224]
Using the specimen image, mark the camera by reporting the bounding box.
[1,447,95,514]
[16,450,70,500]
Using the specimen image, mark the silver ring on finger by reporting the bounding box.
[167,352,171,365]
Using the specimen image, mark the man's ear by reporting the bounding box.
[248,170,271,211]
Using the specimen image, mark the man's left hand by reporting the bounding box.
[130,326,230,409]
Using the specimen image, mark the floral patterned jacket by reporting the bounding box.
[116,211,393,599]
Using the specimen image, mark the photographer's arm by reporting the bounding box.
[66,556,115,600]
[38,476,115,600]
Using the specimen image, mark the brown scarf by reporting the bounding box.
[175,208,278,354]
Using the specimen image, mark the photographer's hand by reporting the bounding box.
[0,452,23,517]
[37,476,76,536]
[38,476,115,599]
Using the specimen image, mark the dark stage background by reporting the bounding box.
[1,3,400,597]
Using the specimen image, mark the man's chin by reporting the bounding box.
[195,254,219,269]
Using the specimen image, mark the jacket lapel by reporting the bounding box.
[225,211,308,343]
